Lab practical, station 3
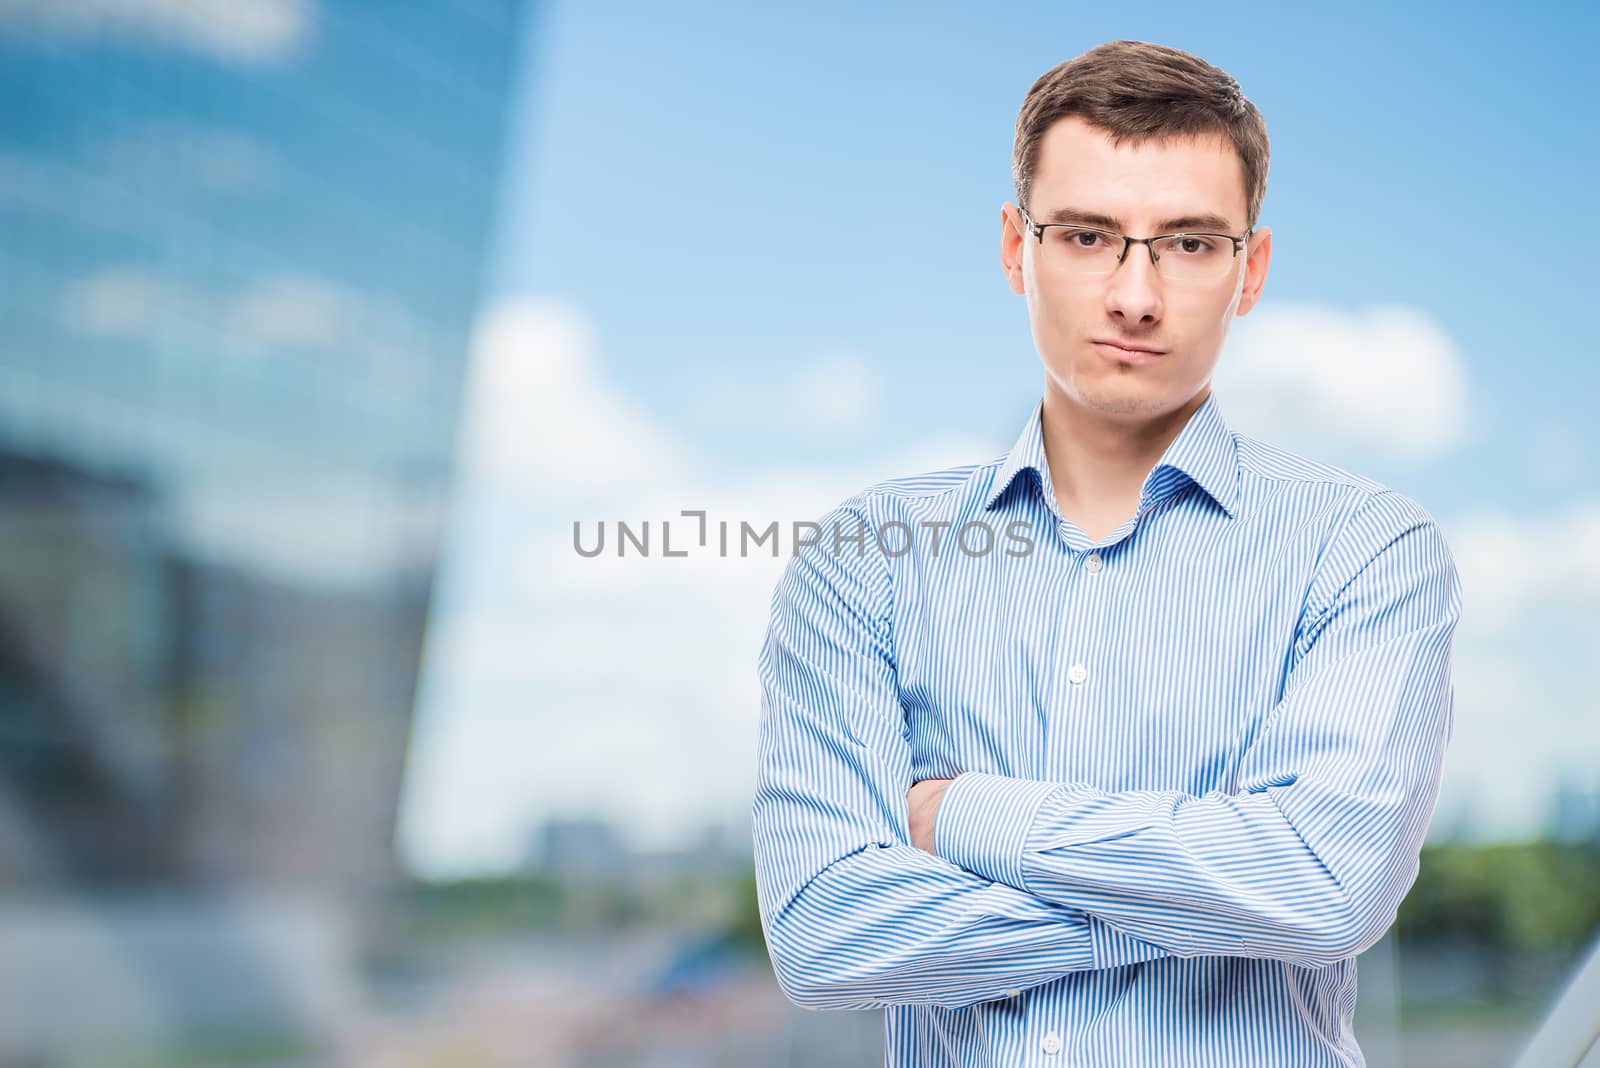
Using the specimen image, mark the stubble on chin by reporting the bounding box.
[1050,362,1171,419]
[1083,384,1165,417]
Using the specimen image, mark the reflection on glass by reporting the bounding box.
[0,2,527,1061]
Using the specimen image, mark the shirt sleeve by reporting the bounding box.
[752,498,1165,1012]
[934,489,1463,970]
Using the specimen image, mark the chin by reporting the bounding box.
[1086,393,1174,418]
[1072,372,1184,408]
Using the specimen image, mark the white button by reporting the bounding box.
[1003,988,1020,998]
[1067,663,1087,685]
[1042,1031,1063,1055]
[1084,552,1103,572]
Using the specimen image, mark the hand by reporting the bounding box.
[908,777,954,854]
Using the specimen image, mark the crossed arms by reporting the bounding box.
[751,490,1462,1011]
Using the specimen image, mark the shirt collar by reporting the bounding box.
[982,390,1241,520]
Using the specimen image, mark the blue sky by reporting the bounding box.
[25,0,1592,881]
[487,1,1596,507]
[397,2,1600,876]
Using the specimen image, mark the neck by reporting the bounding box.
[1038,383,1209,518]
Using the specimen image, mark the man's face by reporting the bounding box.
[1001,115,1272,422]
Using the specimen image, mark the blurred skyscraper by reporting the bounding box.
[0,1,530,1059]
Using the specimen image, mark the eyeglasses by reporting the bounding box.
[1018,205,1252,284]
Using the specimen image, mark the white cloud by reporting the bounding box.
[0,0,314,64]
[791,348,880,432]
[1424,503,1600,841]
[1444,501,1600,636]
[0,125,276,237]
[1215,302,1472,462]
[60,268,178,338]
[59,268,437,385]
[1431,647,1600,843]
[691,346,884,438]
[103,121,279,194]
[168,475,446,592]
[229,275,364,350]
[454,299,696,496]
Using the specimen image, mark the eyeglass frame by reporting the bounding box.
[1017,204,1254,279]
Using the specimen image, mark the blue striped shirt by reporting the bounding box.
[752,389,1462,1067]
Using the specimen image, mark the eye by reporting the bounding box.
[1171,236,1219,255]
[1061,228,1108,248]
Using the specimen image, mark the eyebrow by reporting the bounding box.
[1038,206,1239,234]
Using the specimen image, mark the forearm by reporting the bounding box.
[936,772,1420,969]
[755,826,1165,1010]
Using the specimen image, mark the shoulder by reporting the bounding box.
[804,451,1009,535]
[1234,428,1445,536]
[1230,429,1457,620]
[778,454,1007,619]
[860,455,1007,513]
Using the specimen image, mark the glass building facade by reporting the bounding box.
[0,2,528,1060]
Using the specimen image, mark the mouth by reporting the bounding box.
[1092,339,1167,362]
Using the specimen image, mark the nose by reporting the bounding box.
[1104,240,1164,326]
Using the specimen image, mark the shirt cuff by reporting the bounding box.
[933,771,1059,889]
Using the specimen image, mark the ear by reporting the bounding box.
[1235,226,1272,316]
[1000,203,1026,296]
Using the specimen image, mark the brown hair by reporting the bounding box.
[1012,40,1270,230]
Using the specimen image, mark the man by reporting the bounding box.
[752,38,1461,1068]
